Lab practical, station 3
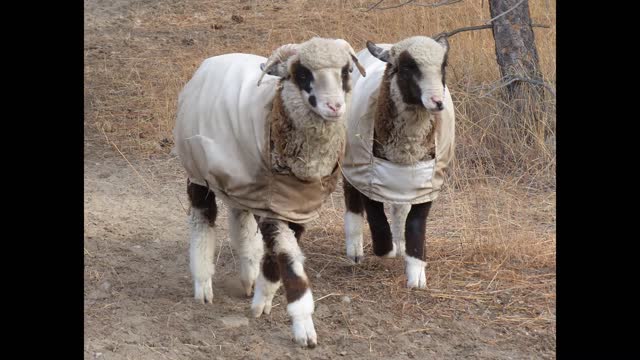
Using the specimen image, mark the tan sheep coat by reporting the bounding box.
[174,54,341,224]
[341,47,455,205]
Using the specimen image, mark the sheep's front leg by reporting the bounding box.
[257,220,317,348]
[251,222,281,318]
[390,204,411,258]
[187,181,218,303]
[404,201,432,289]
[251,221,307,317]
[343,178,365,263]
[363,196,395,257]
[229,209,264,297]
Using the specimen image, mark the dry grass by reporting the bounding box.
[85,0,556,349]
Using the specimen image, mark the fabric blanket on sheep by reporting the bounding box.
[173,55,339,224]
[341,75,455,205]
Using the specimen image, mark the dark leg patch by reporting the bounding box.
[262,253,280,283]
[288,222,306,242]
[259,220,281,283]
[363,196,393,256]
[343,177,364,214]
[187,180,217,226]
[405,201,432,260]
[277,253,309,303]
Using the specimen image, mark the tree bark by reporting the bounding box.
[488,0,542,99]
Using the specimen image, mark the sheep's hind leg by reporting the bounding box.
[229,208,264,297]
[390,204,411,258]
[187,181,218,303]
[343,178,365,263]
[404,201,432,289]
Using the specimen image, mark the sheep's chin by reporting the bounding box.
[321,114,342,122]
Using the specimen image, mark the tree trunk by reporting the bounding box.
[488,0,542,97]
[489,0,550,146]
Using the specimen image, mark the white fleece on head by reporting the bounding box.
[389,36,447,67]
[290,37,352,70]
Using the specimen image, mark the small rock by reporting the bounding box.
[181,38,195,46]
[220,315,249,328]
[339,351,347,356]
[98,172,110,179]
[231,15,244,23]
[102,121,113,132]
[94,352,103,358]
[133,245,142,249]
[242,5,251,10]
[213,24,223,30]
[87,289,110,300]
[315,303,330,317]
[341,296,351,304]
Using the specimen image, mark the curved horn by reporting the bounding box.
[257,43,298,86]
[334,39,366,77]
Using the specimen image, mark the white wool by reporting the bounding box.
[388,36,447,67]
[292,37,352,71]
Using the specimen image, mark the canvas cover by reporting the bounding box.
[174,54,340,224]
[341,47,455,205]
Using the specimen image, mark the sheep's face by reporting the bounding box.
[260,38,360,121]
[368,36,449,112]
[289,60,351,121]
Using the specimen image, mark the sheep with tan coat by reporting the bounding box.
[173,37,365,348]
[341,36,455,289]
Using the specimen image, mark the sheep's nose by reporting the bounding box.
[431,96,443,110]
[327,102,342,112]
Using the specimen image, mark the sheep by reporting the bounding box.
[173,37,365,348]
[341,36,455,289]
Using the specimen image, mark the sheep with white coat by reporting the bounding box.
[341,36,455,288]
[173,37,365,348]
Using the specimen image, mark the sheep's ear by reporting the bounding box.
[257,43,298,86]
[269,62,289,78]
[260,62,287,77]
[366,41,390,63]
[435,35,449,51]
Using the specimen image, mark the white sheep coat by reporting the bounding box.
[174,53,339,223]
[341,45,455,204]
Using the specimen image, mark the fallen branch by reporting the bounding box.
[484,0,526,24]
[413,0,463,7]
[433,23,549,41]
[363,0,462,12]
[481,75,556,98]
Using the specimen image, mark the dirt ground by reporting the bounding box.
[84,0,555,359]
[84,132,554,360]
